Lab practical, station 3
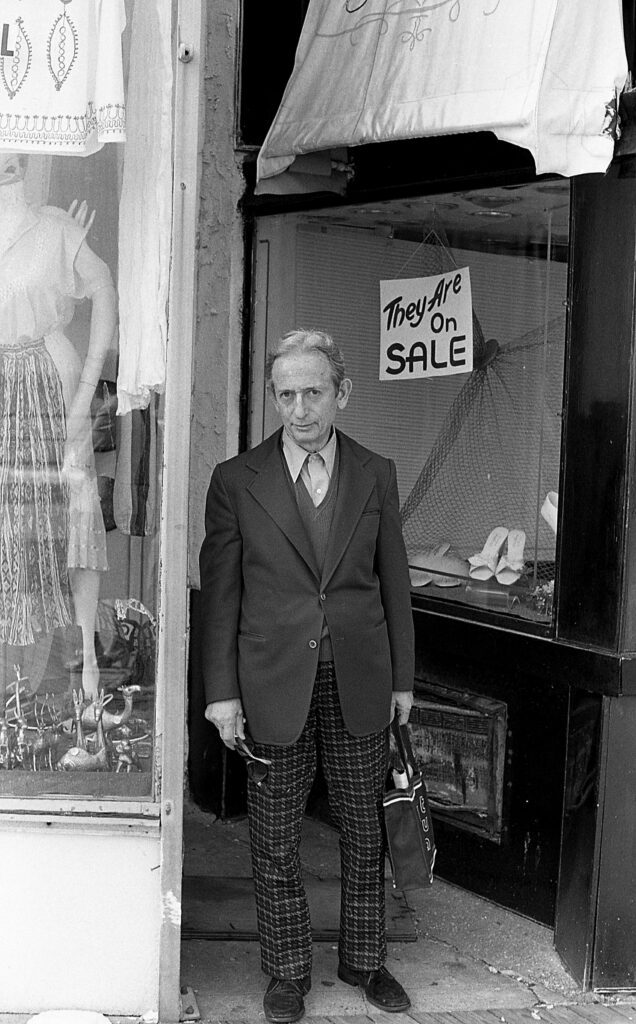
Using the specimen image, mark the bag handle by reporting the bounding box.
[391,718,418,779]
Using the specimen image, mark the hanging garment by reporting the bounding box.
[116,0,172,415]
[257,0,627,185]
[0,0,126,156]
[113,400,159,537]
[0,203,112,645]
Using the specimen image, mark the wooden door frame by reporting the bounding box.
[157,0,206,1019]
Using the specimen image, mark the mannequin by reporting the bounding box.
[0,152,117,699]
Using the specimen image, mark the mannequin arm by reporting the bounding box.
[67,199,96,234]
[65,280,117,449]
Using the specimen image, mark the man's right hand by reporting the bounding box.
[205,698,245,750]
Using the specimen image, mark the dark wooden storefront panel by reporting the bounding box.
[557,176,636,652]
[412,613,568,926]
[592,695,636,989]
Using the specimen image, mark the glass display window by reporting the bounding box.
[250,180,570,626]
[0,0,170,798]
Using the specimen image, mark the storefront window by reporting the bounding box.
[252,180,569,625]
[0,0,168,798]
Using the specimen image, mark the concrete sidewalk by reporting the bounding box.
[180,802,616,1024]
[0,803,627,1024]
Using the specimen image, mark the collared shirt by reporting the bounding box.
[281,428,337,500]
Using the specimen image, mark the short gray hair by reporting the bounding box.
[265,329,347,394]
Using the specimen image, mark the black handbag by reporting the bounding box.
[383,718,436,889]
[90,379,118,452]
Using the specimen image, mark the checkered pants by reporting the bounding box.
[247,662,388,980]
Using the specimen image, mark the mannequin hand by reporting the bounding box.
[67,199,96,234]
[62,443,88,488]
[65,416,89,451]
[390,690,413,725]
[205,699,245,750]
[65,385,94,448]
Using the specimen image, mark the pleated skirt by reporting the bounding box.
[0,340,73,646]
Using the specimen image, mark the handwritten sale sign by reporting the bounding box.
[379,268,473,380]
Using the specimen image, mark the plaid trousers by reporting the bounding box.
[247,662,389,980]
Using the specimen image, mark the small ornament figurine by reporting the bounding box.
[113,725,149,773]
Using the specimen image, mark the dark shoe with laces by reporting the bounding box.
[337,962,410,1012]
[263,976,311,1024]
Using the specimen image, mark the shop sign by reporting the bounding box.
[379,268,473,380]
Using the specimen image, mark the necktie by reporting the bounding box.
[305,452,329,507]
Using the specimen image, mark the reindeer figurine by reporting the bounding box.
[12,713,33,769]
[71,689,87,750]
[30,696,64,772]
[81,684,141,733]
[9,668,35,769]
[57,690,111,772]
[0,714,14,769]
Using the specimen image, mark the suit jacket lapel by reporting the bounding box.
[246,430,319,578]
[321,431,375,590]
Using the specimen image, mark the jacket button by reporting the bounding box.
[308,639,317,649]
[320,593,326,601]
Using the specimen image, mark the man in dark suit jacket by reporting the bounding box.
[200,329,415,1023]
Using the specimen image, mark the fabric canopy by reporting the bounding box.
[257,0,628,185]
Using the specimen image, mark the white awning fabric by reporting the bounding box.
[257,0,627,186]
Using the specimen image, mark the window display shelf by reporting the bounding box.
[0,771,153,798]
[0,797,160,819]
[410,567,554,623]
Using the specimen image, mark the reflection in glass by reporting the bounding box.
[0,151,157,795]
[0,0,162,799]
[398,198,567,623]
[272,181,570,624]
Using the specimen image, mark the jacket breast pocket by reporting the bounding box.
[361,507,380,517]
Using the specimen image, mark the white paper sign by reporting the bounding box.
[379,268,473,381]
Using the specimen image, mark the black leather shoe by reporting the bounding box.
[263,976,311,1024]
[337,962,410,1012]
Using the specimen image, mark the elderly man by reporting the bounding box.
[200,329,415,1023]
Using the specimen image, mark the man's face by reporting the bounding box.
[271,349,352,452]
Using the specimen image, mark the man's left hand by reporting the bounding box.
[391,690,413,725]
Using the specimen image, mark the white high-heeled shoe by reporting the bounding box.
[541,492,558,535]
[495,529,527,585]
[468,527,509,580]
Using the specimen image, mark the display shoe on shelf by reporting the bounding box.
[540,491,558,535]
[408,542,469,588]
[468,526,509,580]
[495,529,527,585]
[408,542,451,587]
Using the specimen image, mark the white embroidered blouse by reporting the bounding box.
[0,204,112,349]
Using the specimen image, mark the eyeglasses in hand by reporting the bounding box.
[235,735,272,791]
